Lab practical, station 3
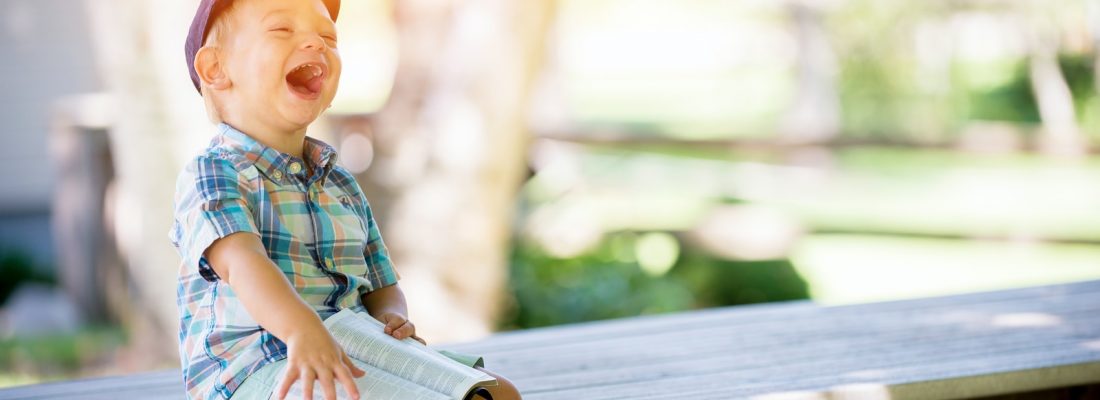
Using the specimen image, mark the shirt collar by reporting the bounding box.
[213,123,339,184]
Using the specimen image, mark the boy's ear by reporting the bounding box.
[195,46,231,91]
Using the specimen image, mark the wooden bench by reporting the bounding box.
[2,280,1097,399]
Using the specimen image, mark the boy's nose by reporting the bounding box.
[301,36,327,52]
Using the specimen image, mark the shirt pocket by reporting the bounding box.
[322,190,373,275]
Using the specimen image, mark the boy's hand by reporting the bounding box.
[276,327,366,400]
[377,312,425,344]
[362,285,426,344]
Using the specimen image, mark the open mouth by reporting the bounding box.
[285,63,327,99]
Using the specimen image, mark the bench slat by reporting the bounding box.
[449,280,1100,353]
[473,298,1100,370]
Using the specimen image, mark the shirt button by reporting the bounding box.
[288,162,302,174]
[272,170,283,180]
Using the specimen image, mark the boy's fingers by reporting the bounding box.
[302,369,316,400]
[393,321,415,340]
[275,368,299,400]
[383,314,406,334]
[318,369,337,400]
[343,353,366,377]
[335,365,360,400]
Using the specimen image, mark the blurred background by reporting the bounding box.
[2,0,1099,388]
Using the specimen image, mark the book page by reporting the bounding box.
[324,309,496,399]
[282,359,448,400]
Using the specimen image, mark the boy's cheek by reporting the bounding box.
[329,79,340,93]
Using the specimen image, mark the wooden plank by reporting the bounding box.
[0,280,1096,399]
[465,291,1100,379]
[473,281,1100,397]
[888,362,1100,400]
[506,332,1100,395]
[457,281,1100,397]
[473,301,1100,370]
[440,280,1100,358]
[506,338,1100,398]
[0,371,181,399]
[449,280,1100,354]
[490,308,1100,374]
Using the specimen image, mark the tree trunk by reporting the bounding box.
[339,0,557,342]
[1025,11,1085,158]
[780,0,841,144]
[84,0,213,366]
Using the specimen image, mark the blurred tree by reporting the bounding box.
[342,0,557,342]
[827,0,952,140]
[84,0,213,365]
[1022,2,1087,157]
[779,0,841,143]
[49,115,126,324]
[964,61,1042,124]
[505,238,695,329]
[1092,0,1100,134]
[503,232,811,330]
[671,250,809,309]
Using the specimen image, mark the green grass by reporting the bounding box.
[0,374,39,388]
[566,146,1100,240]
[0,326,126,388]
[527,145,1100,308]
[776,149,1100,240]
[791,234,1100,305]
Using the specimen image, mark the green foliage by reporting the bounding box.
[827,2,1098,141]
[501,232,810,330]
[0,327,125,377]
[0,251,55,307]
[1060,53,1096,115]
[834,49,921,137]
[827,1,958,139]
[961,60,1041,123]
[503,237,694,329]
[670,247,809,307]
[838,46,1100,138]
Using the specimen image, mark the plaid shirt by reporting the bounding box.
[170,123,399,400]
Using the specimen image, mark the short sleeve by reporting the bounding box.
[361,195,400,290]
[170,156,260,282]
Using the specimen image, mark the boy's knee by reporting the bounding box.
[476,367,522,400]
[492,378,521,400]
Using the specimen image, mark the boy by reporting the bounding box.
[171,0,521,399]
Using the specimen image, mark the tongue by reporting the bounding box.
[287,67,321,96]
[305,75,323,94]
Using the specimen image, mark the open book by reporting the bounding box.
[283,309,497,400]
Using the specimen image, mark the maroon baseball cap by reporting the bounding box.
[185,0,340,93]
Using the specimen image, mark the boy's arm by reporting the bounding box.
[205,232,364,400]
[361,284,422,343]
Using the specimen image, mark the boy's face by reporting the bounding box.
[217,0,341,131]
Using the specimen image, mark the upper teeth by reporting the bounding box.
[295,64,321,77]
